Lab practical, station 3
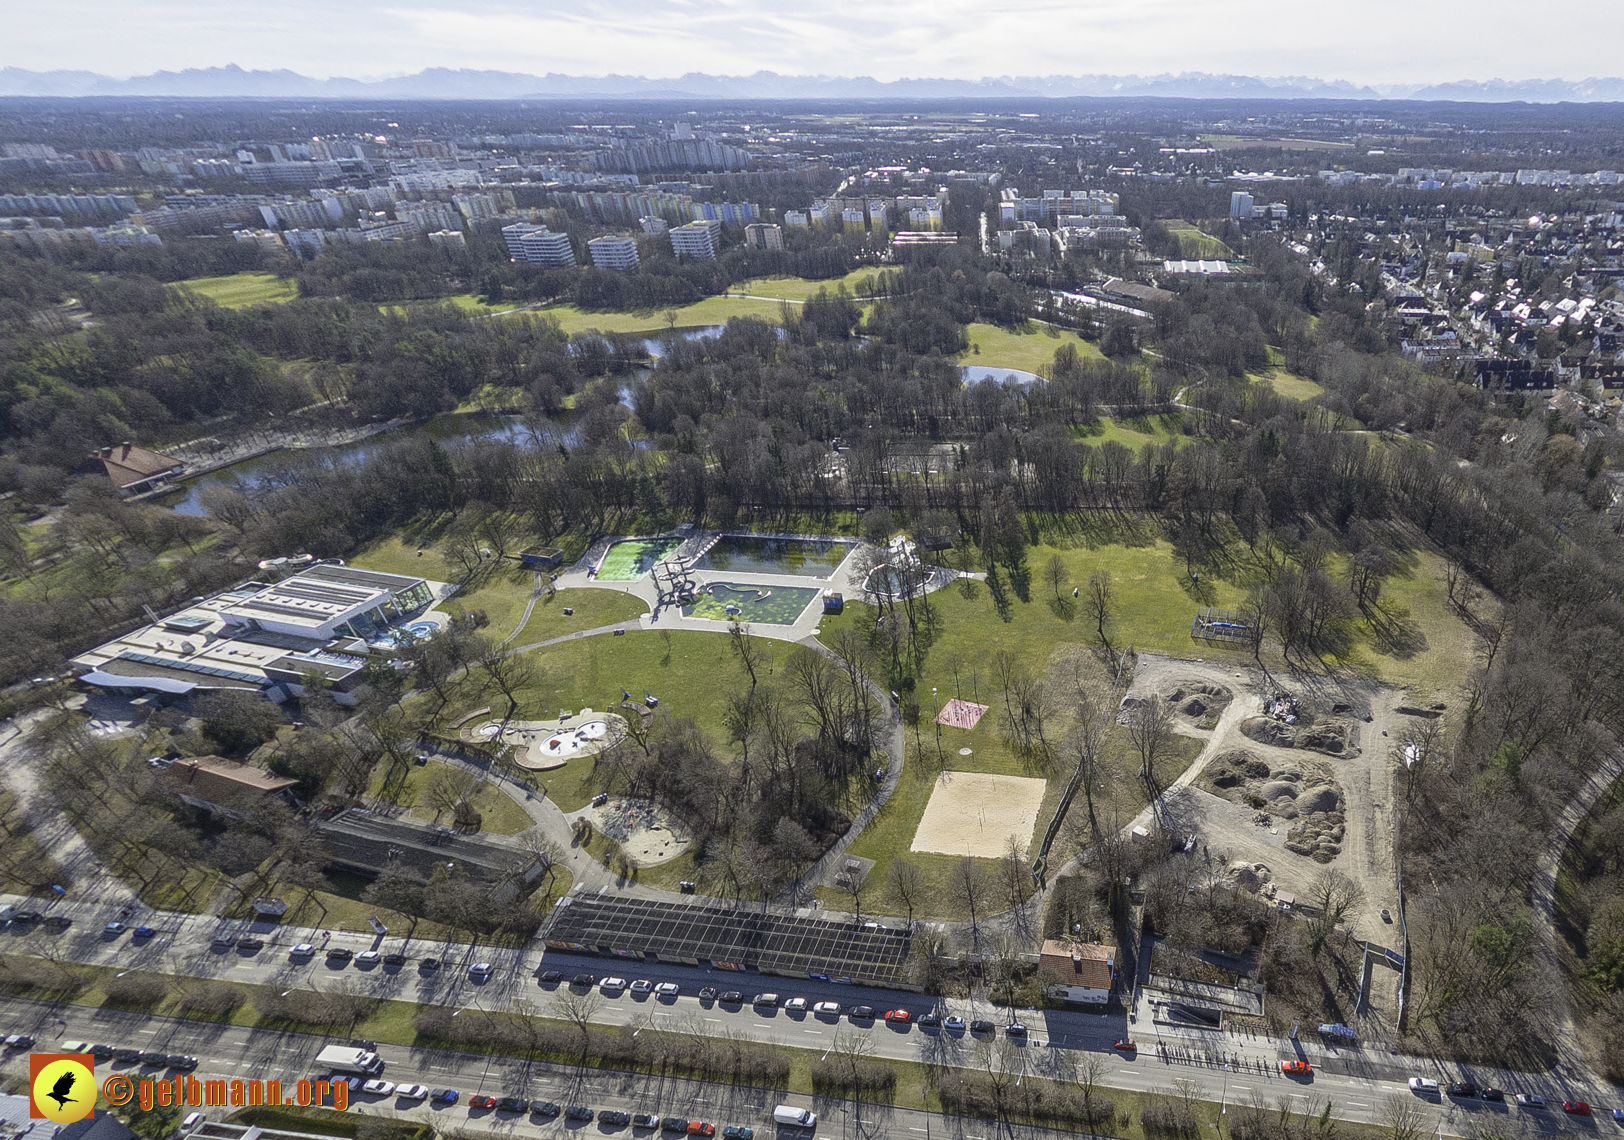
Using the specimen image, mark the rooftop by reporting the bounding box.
[74,443,183,490]
[1039,938,1116,991]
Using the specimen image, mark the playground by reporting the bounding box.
[467,712,628,770]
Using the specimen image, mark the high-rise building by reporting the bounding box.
[1230,191,1254,219]
[639,215,669,235]
[428,229,466,248]
[669,219,721,260]
[588,235,640,271]
[518,229,576,267]
[744,223,783,251]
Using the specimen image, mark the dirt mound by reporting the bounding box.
[1204,751,1271,788]
[1166,682,1233,723]
[1240,716,1357,757]
[1286,810,1347,863]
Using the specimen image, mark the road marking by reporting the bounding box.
[1346,1102,1369,1108]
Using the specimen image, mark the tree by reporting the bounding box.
[1043,553,1070,599]
[422,766,478,823]
[1307,868,1366,956]
[1083,570,1115,650]
[728,622,766,691]
[1126,694,1175,790]
[886,857,925,928]
[475,642,537,715]
[1378,1095,1428,1140]
[953,857,990,949]
[554,987,604,1063]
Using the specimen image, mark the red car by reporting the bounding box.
[1562,1102,1591,1116]
[469,1095,498,1110]
[884,1009,911,1024]
[687,1124,716,1137]
[1281,1060,1313,1076]
[1113,1039,1137,1053]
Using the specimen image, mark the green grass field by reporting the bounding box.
[726,269,885,301]
[518,586,649,643]
[958,322,1102,376]
[1072,413,1189,450]
[177,273,298,308]
[1250,368,1326,402]
[1166,221,1235,259]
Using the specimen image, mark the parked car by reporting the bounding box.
[599,976,628,991]
[598,1109,632,1125]
[88,1045,115,1060]
[468,962,493,979]
[430,1089,459,1104]
[687,1123,715,1137]
[783,997,807,1011]
[655,982,680,997]
[943,1015,966,1032]
[468,1095,497,1110]
[1281,1060,1311,1076]
[970,1020,996,1034]
[167,1056,198,1072]
[112,1047,142,1061]
[236,937,263,952]
[917,1012,940,1028]
[361,1081,395,1097]
[2,1035,34,1050]
[539,970,562,984]
[1480,1088,1504,1102]
[103,922,126,936]
[395,1085,429,1100]
[211,934,236,948]
[812,1001,841,1016]
[1114,1040,1137,1053]
[1610,1107,1622,1123]
[751,993,779,1007]
[496,1097,528,1113]
[1563,1102,1592,1116]
[1005,1023,1028,1038]
[326,947,353,962]
[849,1005,875,1020]
[629,979,653,993]
[1514,1094,1546,1108]
[565,1106,594,1122]
[1446,1082,1477,1098]
[132,927,156,940]
[355,951,381,966]
[136,1051,166,1067]
[290,943,315,958]
[661,1119,690,1133]
[719,991,743,1004]
[382,954,407,967]
[722,1127,754,1140]
[419,957,441,972]
[1408,1078,1440,1094]
[633,1113,661,1129]
[698,987,718,1000]
[530,1101,560,1117]
[884,1009,911,1024]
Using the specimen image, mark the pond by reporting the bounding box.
[962,365,1045,386]
[697,535,855,579]
[681,581,819,625]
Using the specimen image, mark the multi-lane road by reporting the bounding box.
[0,890,1619,1139]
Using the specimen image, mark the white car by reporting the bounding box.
[395,1084,429,1101]
[356,951,382,966]
[943,1015,966,1031]
[599,976,628,991]
[783,997,807,1011]
[290,943,315,957]
[1515,1094,1546,1108]
[1409,1078,1440,1093]
[812,1001,842,1016]
[654,982,680,997]
[360,1081,395,1096]
[628,979,653,993]
[468,962,493,978]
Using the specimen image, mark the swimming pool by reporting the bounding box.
[697,535,854,579]
[380,619,439,645]
[596,538,680,580]
[681,581,819,625]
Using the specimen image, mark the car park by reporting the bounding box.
[356,951,381,966]
[600,976,628,991]
[849,1005,875,1020]
[1447,1082,1477,1098]
[1409,1078,1439,1094]
[1005,1023,1028,1038]
[430,1089,459,1104]
[943,1015,966,1031]
[687,1123,715,1137]
[884,1009,911,1024]
[1281,1060,1311,1075]
[361,1081,395,1097]
[633,1113,661,1129]
[783,997,806,1011]
[719,991,743,1003]
[395,1085,429,1100]
[469,962,493,979]
[722,1128,754,1140]
[530,1101,560,1117]
[565,1106,594,1121]
[497,1097,528,1113]
[599,1109,632,1125]
[1563,1102,1592,1116]
[812,1001,841,1016]
[629,979,653,993]
[104,922,126,936]
[1515,1094,1546,1108]
[655,982,680,997]
[468,1095,497,1110]
[539,970,562,983]
[970,1020,995,1034]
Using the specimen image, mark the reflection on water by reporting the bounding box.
[962,365,1045,386]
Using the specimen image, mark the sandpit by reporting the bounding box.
[910,771,1047,859]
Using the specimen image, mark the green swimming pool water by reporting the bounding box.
[682,581,819,625]
[698,535,854,578]
[596,538,680,580]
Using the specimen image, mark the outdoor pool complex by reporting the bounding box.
[697,535,854,578]
[381,619,439,646]
[682,581,819,625]
[596,538,680,580]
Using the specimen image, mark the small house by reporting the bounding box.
[1039,938,1116,1005]
[519,547,564,570]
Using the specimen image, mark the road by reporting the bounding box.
[0,895,1619,1137]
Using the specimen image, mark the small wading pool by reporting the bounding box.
[596,538,680,580]
[381,619,439,645]
[681,581,819,625]
[698,535,854,579]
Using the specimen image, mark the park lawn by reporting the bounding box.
[728,269,885,301]
[447,293,522,314]
[541,294,790,337]
[177,273,299,308]
[440,565,542,640]
[515,585,649,644]
[1342,548,1481,701]
[1249,368,1326,402]
[1072,413,1189,450]
[1167,221,1234,259]
[367,763,536,836]
[348,535,450,580]
[958,322,1101,376]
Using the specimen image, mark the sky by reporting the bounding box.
[8,0,1624,84]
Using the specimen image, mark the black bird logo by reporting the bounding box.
[46,1071,76,1110]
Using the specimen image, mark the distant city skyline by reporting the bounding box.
[7,0,1624,89]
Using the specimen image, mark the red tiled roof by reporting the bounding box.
[76,444,183,489]
[1039,939,1115,991]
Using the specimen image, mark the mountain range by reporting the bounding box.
[4,65,1624,103]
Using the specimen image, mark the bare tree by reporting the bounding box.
[953,857,990,949]
[1125,694,1176,790]
[1307,868,1367,955]
[886,857,926,929]
[1000,833,1029,915]
[1043,553,1070,599]
[728,622,767,691]
[422,766,478,823]
[475,642,537,715]
[1379,1095,1430,1140]
[1084,570,1115,650]
[553,987,603,1064]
